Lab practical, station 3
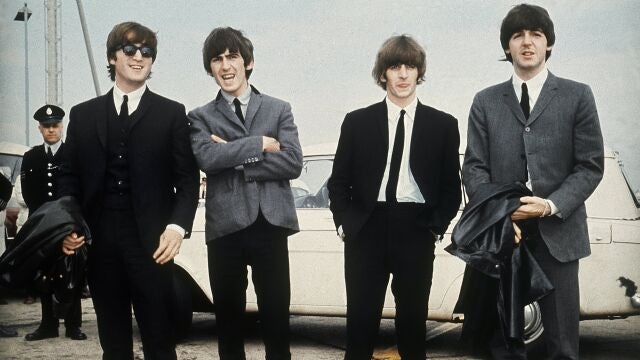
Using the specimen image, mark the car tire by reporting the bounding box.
[172,264,194,341]
[524,301,544,350]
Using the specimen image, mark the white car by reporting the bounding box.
[173,143,640,344]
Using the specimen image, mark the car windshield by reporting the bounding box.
[620,161,640,208]
[291,158,333,208]
[0,154,23,185]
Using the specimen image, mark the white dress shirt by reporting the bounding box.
[221,85,252,119]
[512,67,560,216]
[512,68,548,113]
[376,96,425,203]
[113,84,146,115]
[44,140,62,157]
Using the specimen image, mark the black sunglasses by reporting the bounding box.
[117,44,155,58]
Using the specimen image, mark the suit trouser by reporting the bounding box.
[39,289,82,331]
[344,203,435,360]
[490,231,580,360]
[207,212,291,360]
[88,208,176,360]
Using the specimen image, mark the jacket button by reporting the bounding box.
[47,183,52,187]
[524,127,531,132]
[47,172,52,177]
[48,192,52,196]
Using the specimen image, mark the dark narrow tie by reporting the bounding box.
[520,82,530,119]
[520,84,529,182]
[233,98,245,125]
[47,146,53,160]
[386,110,405,203]
[120,95,129,120]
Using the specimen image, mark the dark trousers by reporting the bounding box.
[39,290,82,331]
[490,231,580,360]
[207,212,291,360]
[88,209,176,360]
[344,203,436,360]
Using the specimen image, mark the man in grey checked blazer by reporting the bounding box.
[189,27,303,360]
[462,4,604,359]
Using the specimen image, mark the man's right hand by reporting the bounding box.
[62,232,85,255]
[262,136,280,153]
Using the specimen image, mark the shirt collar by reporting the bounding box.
[512,67,548,102]
[221,84,252,105]
[44,140,62,155]
[113,83,147,113]
[386,96,418,122]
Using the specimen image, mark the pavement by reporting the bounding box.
[1,296,639,359]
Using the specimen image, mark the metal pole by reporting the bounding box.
[75,0,101,96]
[45,0,58,105]
[24,3,29,146]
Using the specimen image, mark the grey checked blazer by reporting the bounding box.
[463,72,604,262]
[189,87,303,241]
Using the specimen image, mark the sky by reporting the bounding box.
[1,0,639,190]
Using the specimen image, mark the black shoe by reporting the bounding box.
[0,325,18,337]
[25,327,59,341]
[65,328,87,340]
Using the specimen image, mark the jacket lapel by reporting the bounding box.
[244,86,262,130]
[96,90,112,149]
[374,99,389,153]
[526,72,558,126]
[214,91,246,132]
[411,101,426,158]
[129,88,152,130]
[501,79,528,125]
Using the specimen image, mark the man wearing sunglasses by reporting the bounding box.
[58,22,199,360]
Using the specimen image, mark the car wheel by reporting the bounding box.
[524,301,544,345]
[172,264,194,341]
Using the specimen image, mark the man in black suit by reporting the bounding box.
[20,104,86,341]
[58,22,199,360]
[328,35,461,360]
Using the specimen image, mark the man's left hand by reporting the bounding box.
[153,228,183,265]
[511,196,549,221]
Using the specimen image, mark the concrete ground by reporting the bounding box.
[1,296,639,359]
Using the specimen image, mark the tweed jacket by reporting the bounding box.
[189,87,303,241]
[463,72,604,262]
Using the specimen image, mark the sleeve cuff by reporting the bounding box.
[546,199,562,218]
[166,224,186,237]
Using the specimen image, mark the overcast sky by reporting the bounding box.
[1,0,639,189]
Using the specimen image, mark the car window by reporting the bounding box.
[292,159,333,208]
[0,154,23,185]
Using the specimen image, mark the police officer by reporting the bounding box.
[20,104,86,341]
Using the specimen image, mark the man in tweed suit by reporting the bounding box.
[462,4,604,359]
[189,27,303,360]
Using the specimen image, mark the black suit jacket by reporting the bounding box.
[58,88,199,255]
[328,99,462,237]
[21,143,65,215]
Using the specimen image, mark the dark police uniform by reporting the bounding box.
[21,143,64,216]
[20,104,86,341]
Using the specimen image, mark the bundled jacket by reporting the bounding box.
[0,196,90,316]
[445,182,553,342]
